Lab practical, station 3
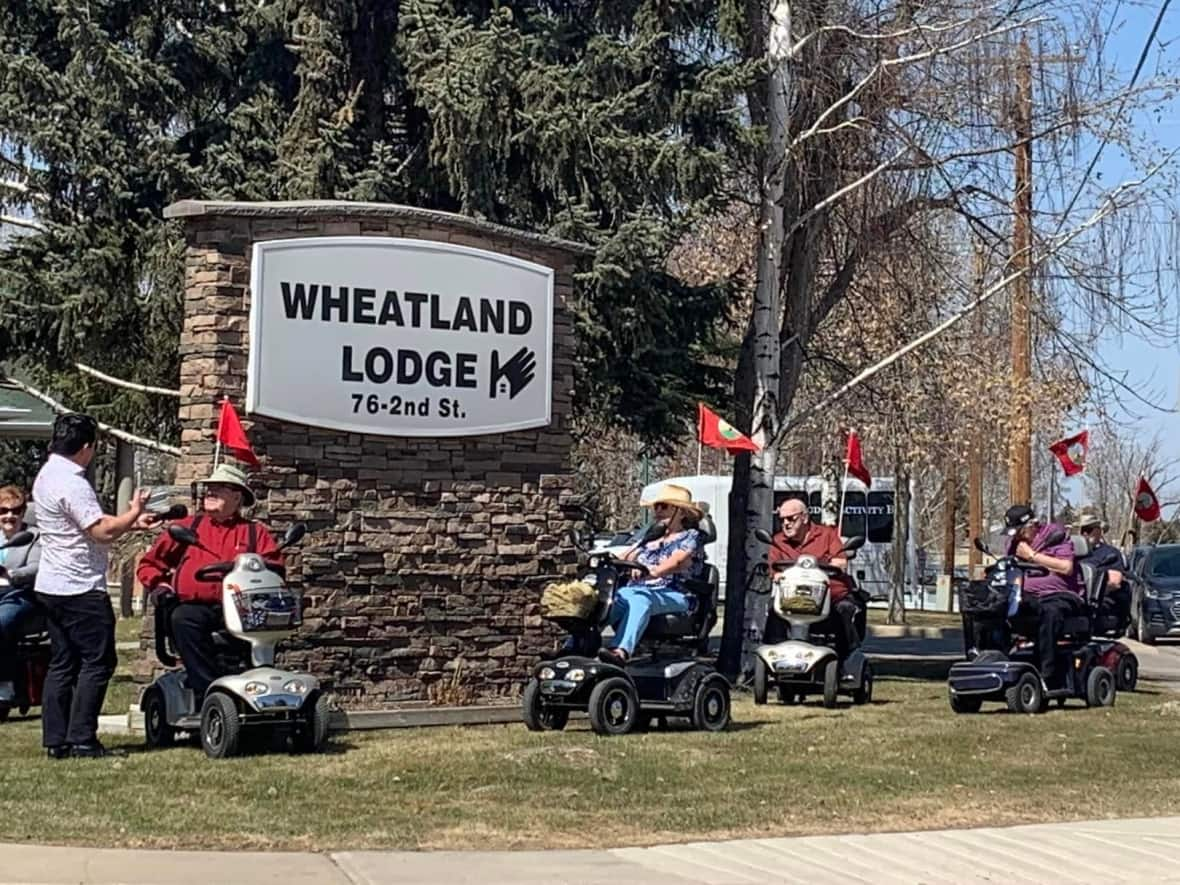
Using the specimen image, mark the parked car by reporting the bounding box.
[1129,544,1180,644]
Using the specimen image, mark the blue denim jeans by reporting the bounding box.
[605,584,691,655]
[0,589,35,686]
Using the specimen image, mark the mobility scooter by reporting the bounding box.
[521,515,730,736]
[140,521,332,758]
[0,530,47,723]
[749,530,873,708]
[948,534,1119,714]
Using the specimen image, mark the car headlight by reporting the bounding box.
[244,681,269,696]
[282,679,308,694]
[1146,587,1170,600]
[539,667,556,680]
[568,669,585,682]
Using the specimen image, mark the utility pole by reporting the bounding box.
[1008,38,1034,506]
[942,457,957,612]
[968,245,986,579]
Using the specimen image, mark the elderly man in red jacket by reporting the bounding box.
[137,465,282,698]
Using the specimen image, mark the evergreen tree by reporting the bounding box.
[0,1,752,445]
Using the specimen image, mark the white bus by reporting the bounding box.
[637,474,907,601]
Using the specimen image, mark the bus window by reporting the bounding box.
[841,492,867,537]
[807,492,823,522]
[866,491,894,543]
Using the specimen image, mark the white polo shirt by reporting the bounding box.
[31,454,107,596]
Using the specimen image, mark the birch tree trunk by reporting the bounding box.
[720,0,792,678]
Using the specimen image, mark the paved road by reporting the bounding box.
[6,817,1180,884]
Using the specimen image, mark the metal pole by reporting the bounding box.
[1008,38,1034,505]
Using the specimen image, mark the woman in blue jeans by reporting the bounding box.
[598,483,704,664]
[0,485,41,704]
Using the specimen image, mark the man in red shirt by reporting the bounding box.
[767,497,860,659]
[137,465,282,698]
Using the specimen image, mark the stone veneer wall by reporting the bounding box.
[159,200,587,705]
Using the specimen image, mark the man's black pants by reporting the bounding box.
[171,602,226,699]
[1022,594,1085,684]
[37,590,116,747]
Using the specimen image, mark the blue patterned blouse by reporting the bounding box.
[633,529,704,592]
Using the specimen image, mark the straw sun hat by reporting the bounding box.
[640,483,704,520]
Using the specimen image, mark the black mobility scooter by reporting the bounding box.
[521,516,730,736]
[948,534,1118,714]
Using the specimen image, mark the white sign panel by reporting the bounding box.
[247,237,553,436]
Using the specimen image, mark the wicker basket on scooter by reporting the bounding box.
[540,580,598,622]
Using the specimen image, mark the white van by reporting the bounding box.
[637,474,907,601]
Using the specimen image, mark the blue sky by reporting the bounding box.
[1058,2,1180,504]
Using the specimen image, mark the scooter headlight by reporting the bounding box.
[539,667,556,680]
[282,679,308,694]
[568,669,586,682]
[243,558,265,572]
[244,681,269,696]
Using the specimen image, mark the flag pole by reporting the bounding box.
[697,439,702,476]
[837,431,851,535]
[213,396,225,470]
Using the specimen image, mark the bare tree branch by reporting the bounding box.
[1,377,181,455]
[74,363,180,397]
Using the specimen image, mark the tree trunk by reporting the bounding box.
[889,451,909,625]
[720,0,791,680]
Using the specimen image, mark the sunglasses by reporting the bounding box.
[653,503,676,513]
[0,506,25,516]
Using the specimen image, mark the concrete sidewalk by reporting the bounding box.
[6,816,1180,884]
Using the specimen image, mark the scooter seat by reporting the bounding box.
[644,612,696,638]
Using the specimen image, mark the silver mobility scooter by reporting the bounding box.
[141,522,332,757]
[750,530,872,707]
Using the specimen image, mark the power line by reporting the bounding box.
[1056,0,1173,230]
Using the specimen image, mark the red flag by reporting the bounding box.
[216,398,260,468]
[1049,430,1089,477]
[1134,476,1161,522]
[845,430,871,488]
[697,403,759,454]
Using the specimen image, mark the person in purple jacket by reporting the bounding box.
[1005,504,1085,687]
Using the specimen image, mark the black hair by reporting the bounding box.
[48,413,98,457]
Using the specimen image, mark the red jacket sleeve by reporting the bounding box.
[136,520,188,590]
[826,527,845,562]
[252,523,284,570]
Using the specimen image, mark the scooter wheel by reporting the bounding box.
[1086,666,1116,708]
[752,657,769,705]
[1005,672,1044,715]
[0,704,9,724]
[852,662,873,706]
[821,659,839,709]
[297,692,332,753]
[200,692,242,759]
[949,692,982,714]
[587,677,639,736]
[1117,656,1138,692]
[777,686,800,705]
[143,689,175,749]
[522,678,569,732]
[692,676,730,733]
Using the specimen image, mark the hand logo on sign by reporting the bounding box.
[490,347,537,400]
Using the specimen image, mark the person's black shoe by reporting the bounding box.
[45,745,70,760]
[70,742,126,759]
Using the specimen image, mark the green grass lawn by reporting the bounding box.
[114,615,144,646]
[868,608,961,628]
[3,678,1180,852]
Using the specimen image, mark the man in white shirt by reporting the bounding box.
[32,413,152,759]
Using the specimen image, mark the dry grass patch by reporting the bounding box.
[0,679,1178,851]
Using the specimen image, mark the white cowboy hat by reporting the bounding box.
[639,483,704,519]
